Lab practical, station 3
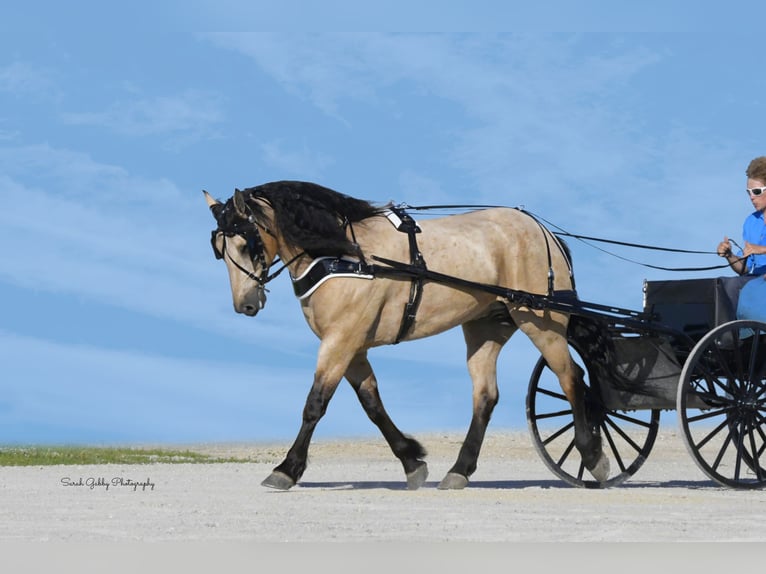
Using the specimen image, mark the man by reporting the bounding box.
[717,156,766,321]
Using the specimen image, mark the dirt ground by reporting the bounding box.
[2,427,766,548]
[4,427,766,572]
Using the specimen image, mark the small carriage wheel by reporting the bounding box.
[677,319,766,489]
[526,344,660,488]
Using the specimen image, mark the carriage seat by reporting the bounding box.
[642,277,734,341]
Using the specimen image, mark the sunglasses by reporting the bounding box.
[747,187,766,196]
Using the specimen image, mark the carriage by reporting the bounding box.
[205,181,766,491]
[527,276,766,490]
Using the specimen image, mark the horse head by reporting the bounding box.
[205,189,276,316]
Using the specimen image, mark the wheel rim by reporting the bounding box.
[678,320,766,489]
[527,345,660,488]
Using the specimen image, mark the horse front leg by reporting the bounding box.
[439,316,512,490]
[345,353,429,490]
[261,347,348,490]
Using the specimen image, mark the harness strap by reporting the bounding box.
[520,209,572,297]
[386,206,427,344]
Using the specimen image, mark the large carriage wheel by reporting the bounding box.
[677,319,766,489]
[526,345,661,488]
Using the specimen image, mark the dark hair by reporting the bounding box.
[746,156,766,182]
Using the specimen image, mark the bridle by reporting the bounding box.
[210,198,303,288]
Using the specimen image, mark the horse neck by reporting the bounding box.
[252,198,311,277]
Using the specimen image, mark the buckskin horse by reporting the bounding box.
[204,180,609,490]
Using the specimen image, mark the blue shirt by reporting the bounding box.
[740,211,766,275]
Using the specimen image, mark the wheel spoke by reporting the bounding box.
[732,419,746,481]
[746,421,764,481]
[693,417,731,451]
[604,415,643,454]
[689,373,735,407]
[710,428,734,472]
[535,408,573,422]
[556,437,577,468]
[537,387,568,401]
[575,457,585,481]
[686,405,735,424]
[754,420,766,451]
[606,410,655,429]
[542,420,575,447]
[601,420,627,472]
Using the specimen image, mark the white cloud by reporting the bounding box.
[207,33,386,120]
[0,61,58,97]
[61,89,224,141]
[259,139,334,178]
[395,171,452,206]
[204,34,665,196]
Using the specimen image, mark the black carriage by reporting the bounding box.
[526,276,766,490]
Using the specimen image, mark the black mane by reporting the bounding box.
[242,181,385,258]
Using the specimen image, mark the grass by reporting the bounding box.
[0,446,258,466]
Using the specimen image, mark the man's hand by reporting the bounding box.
[743,241,766,257]
[718,236,732,257]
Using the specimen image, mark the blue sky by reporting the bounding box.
[2,5,765,444]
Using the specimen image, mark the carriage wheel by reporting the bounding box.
[526,345,660,488]
[677,320,766,489]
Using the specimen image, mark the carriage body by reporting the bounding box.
[579,277,730,411]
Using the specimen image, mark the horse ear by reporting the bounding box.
[203,190,224,219]
[233,188,249,219]
[203,190,220,209]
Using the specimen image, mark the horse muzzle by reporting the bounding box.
[234,287,267,316]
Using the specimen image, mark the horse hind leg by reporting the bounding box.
[439,313,514,490]
[345,353,429,490]
[513,308,610,482]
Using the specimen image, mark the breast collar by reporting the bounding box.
[292,257,374,300]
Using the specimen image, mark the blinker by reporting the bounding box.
[210,230,224,260]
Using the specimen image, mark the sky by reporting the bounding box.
[2,3,765,445]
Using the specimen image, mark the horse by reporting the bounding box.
[204,180,609,490]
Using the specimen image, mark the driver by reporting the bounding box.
[717,156,766,321]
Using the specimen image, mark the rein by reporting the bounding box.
[400,203,737,273]
[213,197,742,331]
